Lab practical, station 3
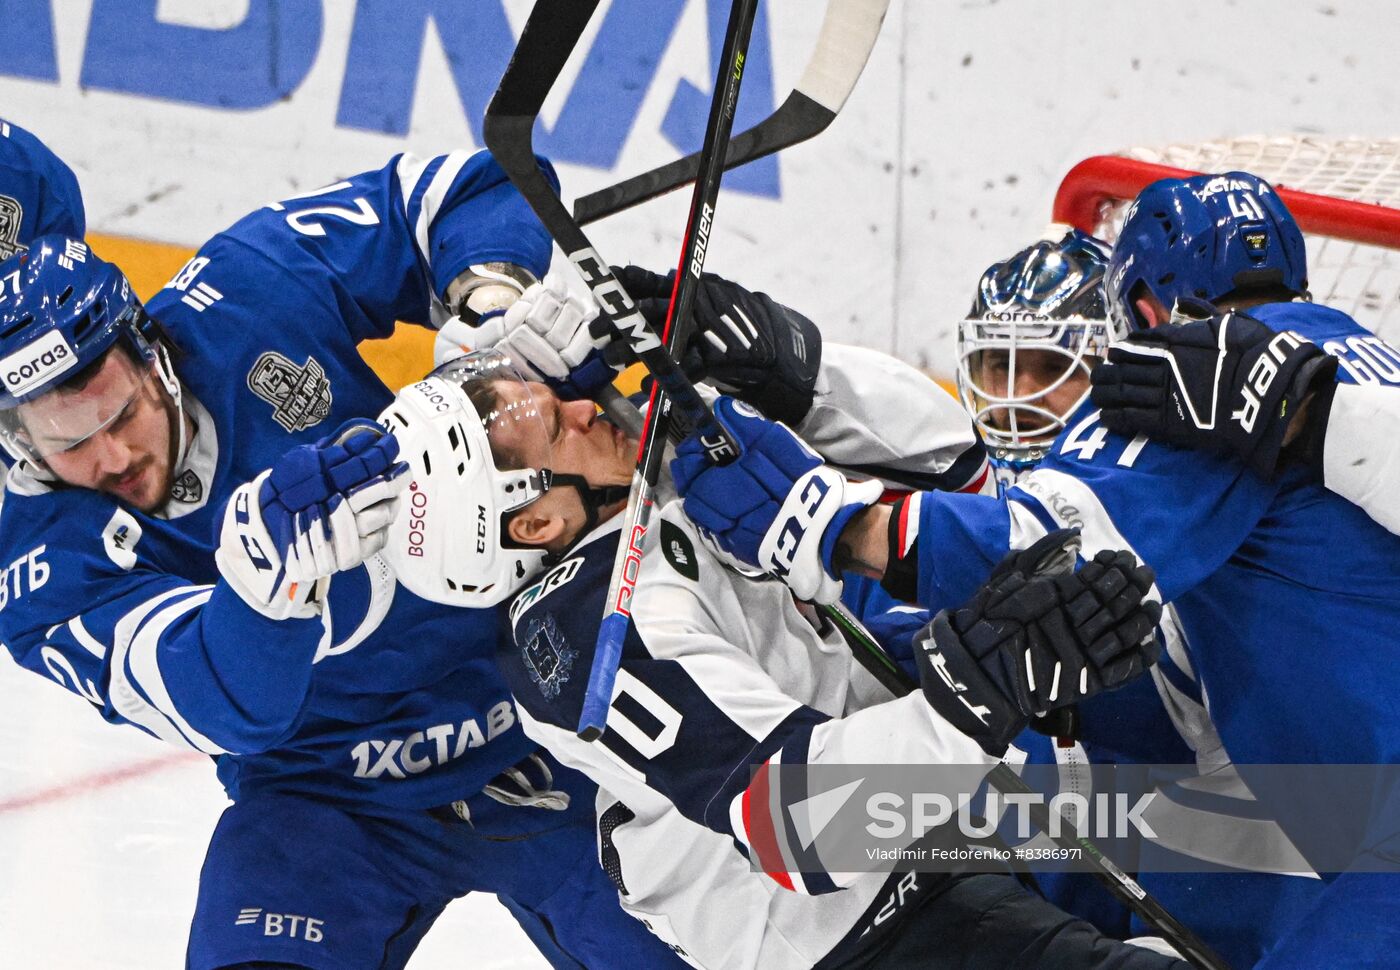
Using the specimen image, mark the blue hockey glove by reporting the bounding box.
[1090,310,1337,478]
[914,530,1163,756]
[216,420,410,620]
[672,396,882,604]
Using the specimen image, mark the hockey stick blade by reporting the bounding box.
[573,0,890,225]
[482,0,642,437]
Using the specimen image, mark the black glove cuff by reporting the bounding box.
[740,302,823,426]
[1286,365,1340,478]
[880,495,921,604]
[915,611,1021,757]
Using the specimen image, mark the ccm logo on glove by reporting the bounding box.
[771,476,832,579]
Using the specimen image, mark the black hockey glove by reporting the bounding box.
[913,530,1162,757]
[1090,310,1338,478]
[606,265,823,426]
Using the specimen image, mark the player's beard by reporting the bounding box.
[145,383,187,513]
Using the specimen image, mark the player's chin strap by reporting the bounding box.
[154,342,190,469]
[544,469,629,537]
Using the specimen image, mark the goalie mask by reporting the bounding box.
[956,227,1120,467]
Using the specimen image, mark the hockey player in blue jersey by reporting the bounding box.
[0,118,88,473]
[950,226,1339,961]
[670,174,1400,968]
[1089,172,1400,535]
[0,116,85,258]
[0,148,688,968]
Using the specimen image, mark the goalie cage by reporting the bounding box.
[1053,135,1400,340]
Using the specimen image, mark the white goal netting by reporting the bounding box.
[1060,136,1400,337]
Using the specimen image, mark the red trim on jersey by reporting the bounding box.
[742,760,795,891]
[959,461,991,494]
[896,495,915,560]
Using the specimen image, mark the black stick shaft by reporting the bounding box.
[483,0,727,448]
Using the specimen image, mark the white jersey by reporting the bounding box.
[501,502,996,969]
[498,350,994,968]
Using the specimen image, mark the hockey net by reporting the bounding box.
[1053,136,1400,338]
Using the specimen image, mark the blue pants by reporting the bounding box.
[185,766,685,969]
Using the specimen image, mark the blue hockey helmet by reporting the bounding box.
[1106,170,1308,332]
[0,235,170,464]
[957,226,1118,467]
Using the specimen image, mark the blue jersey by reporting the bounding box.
[0,150,560,814]
[0,117,85,257]
[900,301,1400,966]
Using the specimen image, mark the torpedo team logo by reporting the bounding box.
[523,613,578,701]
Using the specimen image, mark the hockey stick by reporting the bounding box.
[821,602,1232,970]
[575,0,761,741]
[484,0,733,451]
[484,0,752,741]
[574,0,890,225]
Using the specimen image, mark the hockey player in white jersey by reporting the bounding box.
[384,278,1181,967]
[1089,170,1400,535]
[0,147,693,968]
[671,177,1400,969]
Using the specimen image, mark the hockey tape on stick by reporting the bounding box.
[576,0,761,741]
[484,0,752,741]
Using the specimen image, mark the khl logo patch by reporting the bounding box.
[170,468,203,504]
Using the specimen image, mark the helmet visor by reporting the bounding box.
[432,349,555,505]
[0,344,157,464]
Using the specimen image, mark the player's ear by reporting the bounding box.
[507,503,568,549]
[1134,292,1170,329]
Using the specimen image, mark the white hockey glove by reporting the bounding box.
[436,273,621,398]
[434,262,539,366]
[216,421,410,620]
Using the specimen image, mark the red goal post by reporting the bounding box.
[1050,136,1400,335]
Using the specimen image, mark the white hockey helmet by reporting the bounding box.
[956,226,1122,467]
[379,350,554,608]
